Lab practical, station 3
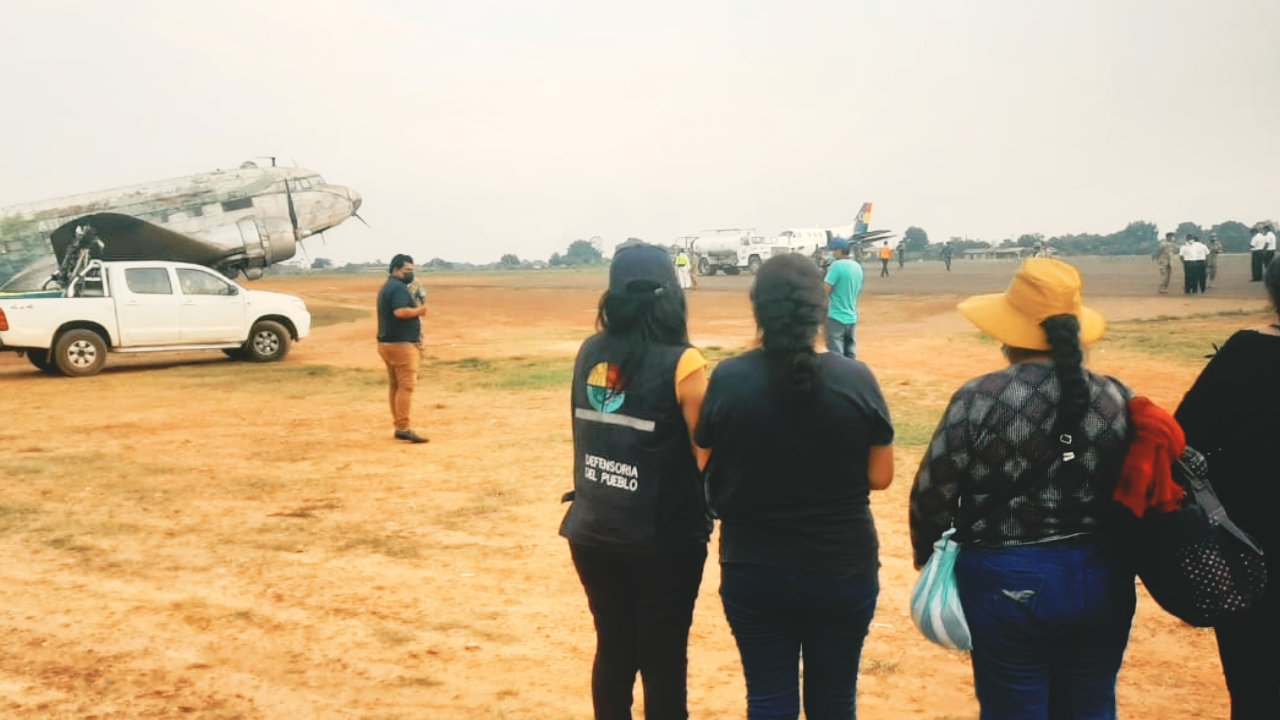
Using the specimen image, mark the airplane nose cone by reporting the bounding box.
[348,188,362,214]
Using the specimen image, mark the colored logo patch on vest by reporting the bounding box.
[586,362,627,413]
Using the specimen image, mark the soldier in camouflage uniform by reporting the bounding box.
[1153,232,1177,293]
[1207,235,1224,286]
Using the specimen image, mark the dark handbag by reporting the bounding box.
[1131,447,1267,627]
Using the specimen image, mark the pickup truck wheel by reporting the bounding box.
[26,350,61,375]
[246,320,291,362]
[54,329,107,377]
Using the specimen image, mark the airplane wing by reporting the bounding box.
[50,213,232,266]
[849,229,896,246]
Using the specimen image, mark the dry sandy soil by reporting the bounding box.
[0,255,1271,719]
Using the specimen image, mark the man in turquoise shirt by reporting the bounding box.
[824,239,864,358]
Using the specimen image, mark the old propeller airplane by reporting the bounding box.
[0,160,362,292]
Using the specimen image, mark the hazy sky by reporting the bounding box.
[2,0,1277,264]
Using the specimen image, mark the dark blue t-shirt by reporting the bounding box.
[696,350,894,574]
[377,277,420,343]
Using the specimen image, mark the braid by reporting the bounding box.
[751,255,826,397]
[1041,314,1089,432]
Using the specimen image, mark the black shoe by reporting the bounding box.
[394,429,429,444]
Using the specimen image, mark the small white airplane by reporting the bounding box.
[0,159,362,292]
[775,202,895,256]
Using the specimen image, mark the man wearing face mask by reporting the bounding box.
[377,254,429,443]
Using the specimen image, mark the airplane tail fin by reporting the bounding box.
[853,202,873,235]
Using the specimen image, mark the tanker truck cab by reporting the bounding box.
[691,229,773,276]
[0,259,311,377]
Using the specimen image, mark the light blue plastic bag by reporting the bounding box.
[910,527,972,651]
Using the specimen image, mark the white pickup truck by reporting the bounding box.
[0,259,311,377]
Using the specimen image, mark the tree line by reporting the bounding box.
[900,220,1266,258]
[303,219,1270,273]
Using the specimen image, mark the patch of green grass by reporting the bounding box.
[45,534,96,553]
[373,626,416,647]
[431,356,573,391]
[393,676,443,688]
[1101,314,1263,364]
[340,534,421,559]
[0,503,41,533]
[158,363,386,393]
[862,656,901,676]
[309,304,368,328]
[700,345,747,365]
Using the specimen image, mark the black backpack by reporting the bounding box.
[1130,447,1267,627]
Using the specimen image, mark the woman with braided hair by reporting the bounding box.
[910,258,1136,718]
[696,253,895,719]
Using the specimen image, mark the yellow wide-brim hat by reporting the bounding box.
[957,257,1106,351]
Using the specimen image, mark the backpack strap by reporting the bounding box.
[1178,451,1263,555]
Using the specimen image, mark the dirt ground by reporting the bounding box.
[0,256,1272,719]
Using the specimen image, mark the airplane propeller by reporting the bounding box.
[284,179,300,239]
[352,212,370,228]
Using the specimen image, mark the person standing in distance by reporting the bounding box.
[878,241,892,277]
[377,254,428,443]
[1264,223,1277,269]
[1179,234,1208,294]
[1154,232,1177,294]
[1207,235,1224,287]
[675,248,693,291]
[824,239,864,359]
[1250,225,1268,282]
[941,241,954,272]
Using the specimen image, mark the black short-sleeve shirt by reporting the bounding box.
[377,277,420,343]
[696,350,894,575]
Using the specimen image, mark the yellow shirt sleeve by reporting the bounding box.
[674,348,708,403]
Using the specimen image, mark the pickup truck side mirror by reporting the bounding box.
[224,286,240,296]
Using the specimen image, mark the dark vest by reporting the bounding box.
[559,333,711,553]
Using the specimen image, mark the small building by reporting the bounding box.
[963,247,1025,260]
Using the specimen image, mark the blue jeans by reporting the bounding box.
[720,563,879,720]
[956,537,1136,720]
[824,319,856,359]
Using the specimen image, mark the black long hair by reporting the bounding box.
[1041,314,1090,433]
[750,254,827,397]
[595,280,689,380]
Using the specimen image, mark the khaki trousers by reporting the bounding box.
[378,342,421,431]
[1158,263,1171,292]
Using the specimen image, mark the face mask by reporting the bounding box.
[400,271,415,284]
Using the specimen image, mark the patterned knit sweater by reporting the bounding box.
[909,362,1131,568]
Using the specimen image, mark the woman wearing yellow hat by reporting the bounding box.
[910,258,1136,717]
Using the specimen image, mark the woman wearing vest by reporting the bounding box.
[560,241,712,720]
[910,258,1136,718]
[696,253,895,719]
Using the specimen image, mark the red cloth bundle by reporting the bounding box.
[1114,397,1187,518]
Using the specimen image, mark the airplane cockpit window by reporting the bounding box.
[124,268,174,295]
[177,268,236,296]
[312,176,325,185]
